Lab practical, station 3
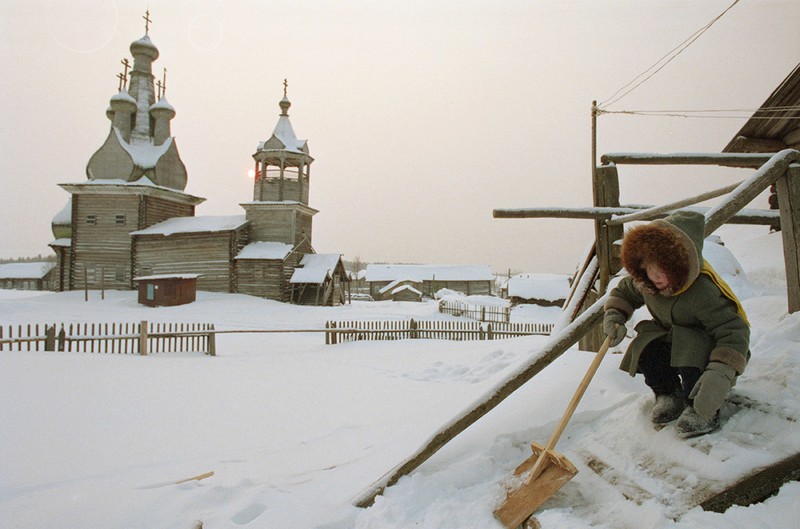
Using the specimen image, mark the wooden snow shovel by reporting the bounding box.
[494,335,613,528]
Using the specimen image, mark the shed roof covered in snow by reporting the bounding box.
[290,254,343,284]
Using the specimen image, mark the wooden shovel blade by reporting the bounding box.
[494,443,578,529]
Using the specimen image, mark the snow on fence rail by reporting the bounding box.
[324,319,553,345]
[438,300,510,323]
[0,321,216,355]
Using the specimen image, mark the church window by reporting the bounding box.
[116,214,126,225]
[86,214,96,225]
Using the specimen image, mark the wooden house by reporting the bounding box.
[365,264,494,299]
[134,273,199,307]
[0,262,57,291]
[290,254,350,306]
[131,215,249,293]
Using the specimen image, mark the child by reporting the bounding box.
[602,210,750,438]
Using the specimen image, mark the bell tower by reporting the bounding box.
[242,82,317,252]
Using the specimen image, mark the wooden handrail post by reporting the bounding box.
[777,163,800,313]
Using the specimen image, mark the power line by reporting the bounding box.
[599,0,741,110]
[597,105,800,120]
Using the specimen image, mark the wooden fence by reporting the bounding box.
[0,321,216,355]
[325,319,553,345]
[438,300,510,323]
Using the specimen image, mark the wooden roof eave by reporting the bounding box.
[723,62,800,153]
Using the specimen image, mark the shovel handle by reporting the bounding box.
[524,335,612,485]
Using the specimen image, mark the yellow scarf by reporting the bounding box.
[676,260,749,326]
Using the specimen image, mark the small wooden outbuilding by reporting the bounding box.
[289,254,350,306]
[134,273,200,307]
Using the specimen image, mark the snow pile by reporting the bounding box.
[1,228,799,529]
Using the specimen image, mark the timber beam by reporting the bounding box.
[600,152,775,168]
[493,206,779,226]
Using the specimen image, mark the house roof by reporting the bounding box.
[290,253,343,284]
[0,262,56,280]
[365,264,493,282]
[723,62,800,153]
[131,215,248,236]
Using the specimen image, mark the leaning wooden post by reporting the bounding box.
[353,295,607,508]
[45,325,56,351]
[139,320,148,356]
[776,163,800,313]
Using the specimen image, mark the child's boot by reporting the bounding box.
[650,388,686,425]
[675,406,720,438]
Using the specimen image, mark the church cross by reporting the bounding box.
[283,78,288,97]
[156,80,163,99]
[117,58,130,91]
[143,9,152,34]
[161,68,167,97]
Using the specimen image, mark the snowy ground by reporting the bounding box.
[2,227,800,529]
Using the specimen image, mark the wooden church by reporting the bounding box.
[48,21,348,306]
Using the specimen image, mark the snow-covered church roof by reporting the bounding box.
[131,215,248,236]
[256,93,309,156]
[235,241,294,260]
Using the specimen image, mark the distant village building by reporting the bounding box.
[364,264,493,299]
[502,273,571,307]
[0,262,57,291]
[390,284,423,303]
[47,24,347,305]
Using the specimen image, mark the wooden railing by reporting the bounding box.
[0,321,216,355]
[325,319,553,345]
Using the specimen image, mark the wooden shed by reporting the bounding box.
[134,273,199,307]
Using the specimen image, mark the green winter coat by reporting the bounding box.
[604,211,750,376]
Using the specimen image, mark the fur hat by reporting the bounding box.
[621,210,705,296]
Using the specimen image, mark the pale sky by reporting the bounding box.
[1,0,798,274]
